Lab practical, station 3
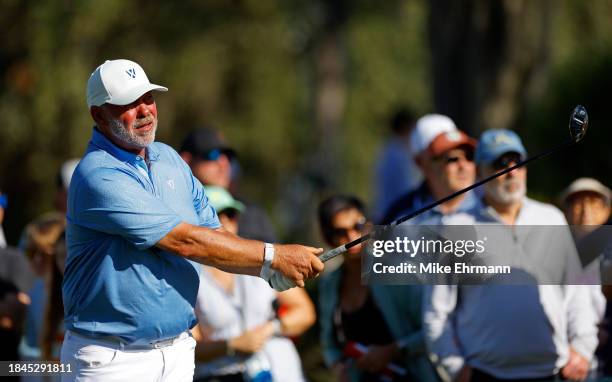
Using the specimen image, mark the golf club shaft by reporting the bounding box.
[319,139,576,263]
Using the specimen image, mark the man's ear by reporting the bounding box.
[90,106,105,125]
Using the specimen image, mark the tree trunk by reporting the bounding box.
[429,0,552,135]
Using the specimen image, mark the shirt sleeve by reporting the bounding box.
[182,161,221,229]
[422,284,464,381]
[565,285,600,361]
[71,168,183,250]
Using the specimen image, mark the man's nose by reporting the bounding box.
[135,102,150,117]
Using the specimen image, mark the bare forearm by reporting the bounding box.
[279,309,314,337]
[158,222,325,286]
[277,289,315,336]
[157,223,264,276]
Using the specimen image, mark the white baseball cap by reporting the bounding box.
[59,158,80,190]
[560,177,611,206]
[409,114,458,156]
[86,59,168,108]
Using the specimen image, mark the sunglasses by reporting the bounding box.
[331,219,367,238]
[200,149,223,161]
[436,151,474,165]
[492,153,523,171]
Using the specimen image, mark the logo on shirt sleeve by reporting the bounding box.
[166,179,175,190]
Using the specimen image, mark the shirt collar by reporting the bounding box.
[480,197,527,224]
[89,127,160,164]
[428,189,479,215]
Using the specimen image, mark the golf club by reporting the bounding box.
[319,105,590,262]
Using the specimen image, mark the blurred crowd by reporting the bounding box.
[1,110,611,382]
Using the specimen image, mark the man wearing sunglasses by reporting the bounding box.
[424,129,600,382]
[380,114,477,225]
[179,128,277,244]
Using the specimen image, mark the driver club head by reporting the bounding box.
[569,105,589,142]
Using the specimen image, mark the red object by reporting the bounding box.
[276,304,289,317]
[342,342,407,377]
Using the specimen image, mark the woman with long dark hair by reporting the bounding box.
[317,195,438,382]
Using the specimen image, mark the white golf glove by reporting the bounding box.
[267,271,296,292]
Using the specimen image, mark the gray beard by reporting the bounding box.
[108,117,157,150]
[486,179,526,205]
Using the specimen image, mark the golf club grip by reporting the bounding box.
[319,245,347,262]
[320,233,372,262]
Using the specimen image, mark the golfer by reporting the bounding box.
[60,59,324,381]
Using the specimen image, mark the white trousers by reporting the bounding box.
[60,330,195,382]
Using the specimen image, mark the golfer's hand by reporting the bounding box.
[272,244,324,287]
[561,347,589,381]
[228,323,274,354]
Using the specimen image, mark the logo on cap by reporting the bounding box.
[492,133,513,146]
[126,68,137,79]
[445,131,462,142]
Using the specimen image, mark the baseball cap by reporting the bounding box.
[87,59,168,108]
[58,158,80,190]
[203,186,245,214]
[180,128,236,160]
[560,178,611,206]
[410,114,475,157]
[428,130,476,157]
[475,129,527,166]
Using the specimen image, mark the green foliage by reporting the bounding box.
[1,1,611,380]
[0,0,610,253]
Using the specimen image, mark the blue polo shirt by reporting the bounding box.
[63,128,220,344]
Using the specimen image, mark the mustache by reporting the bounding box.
[133,115,155,128]
[500,177,522,187]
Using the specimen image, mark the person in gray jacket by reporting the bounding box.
[423,130,600,382]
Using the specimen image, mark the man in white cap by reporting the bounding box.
[60,59,324,381]
[380,114,477,224]
[560,177,612,377]
[561,178,611,227]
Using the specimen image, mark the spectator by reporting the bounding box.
[373,108,422,222]
[17,159,78,361]
[0,189,7,248]
[380,114,477,225]
[40,231,66,361]
[424,129,600,382]
[180,128,277,243]
[0,186,34,369]
[20,213,65,361]
[560,177,612,377]
[193,186,314,382]
[318,195,438,382]
[54,158,80,214]
[1,243,34,364]
[561,177,611,227]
